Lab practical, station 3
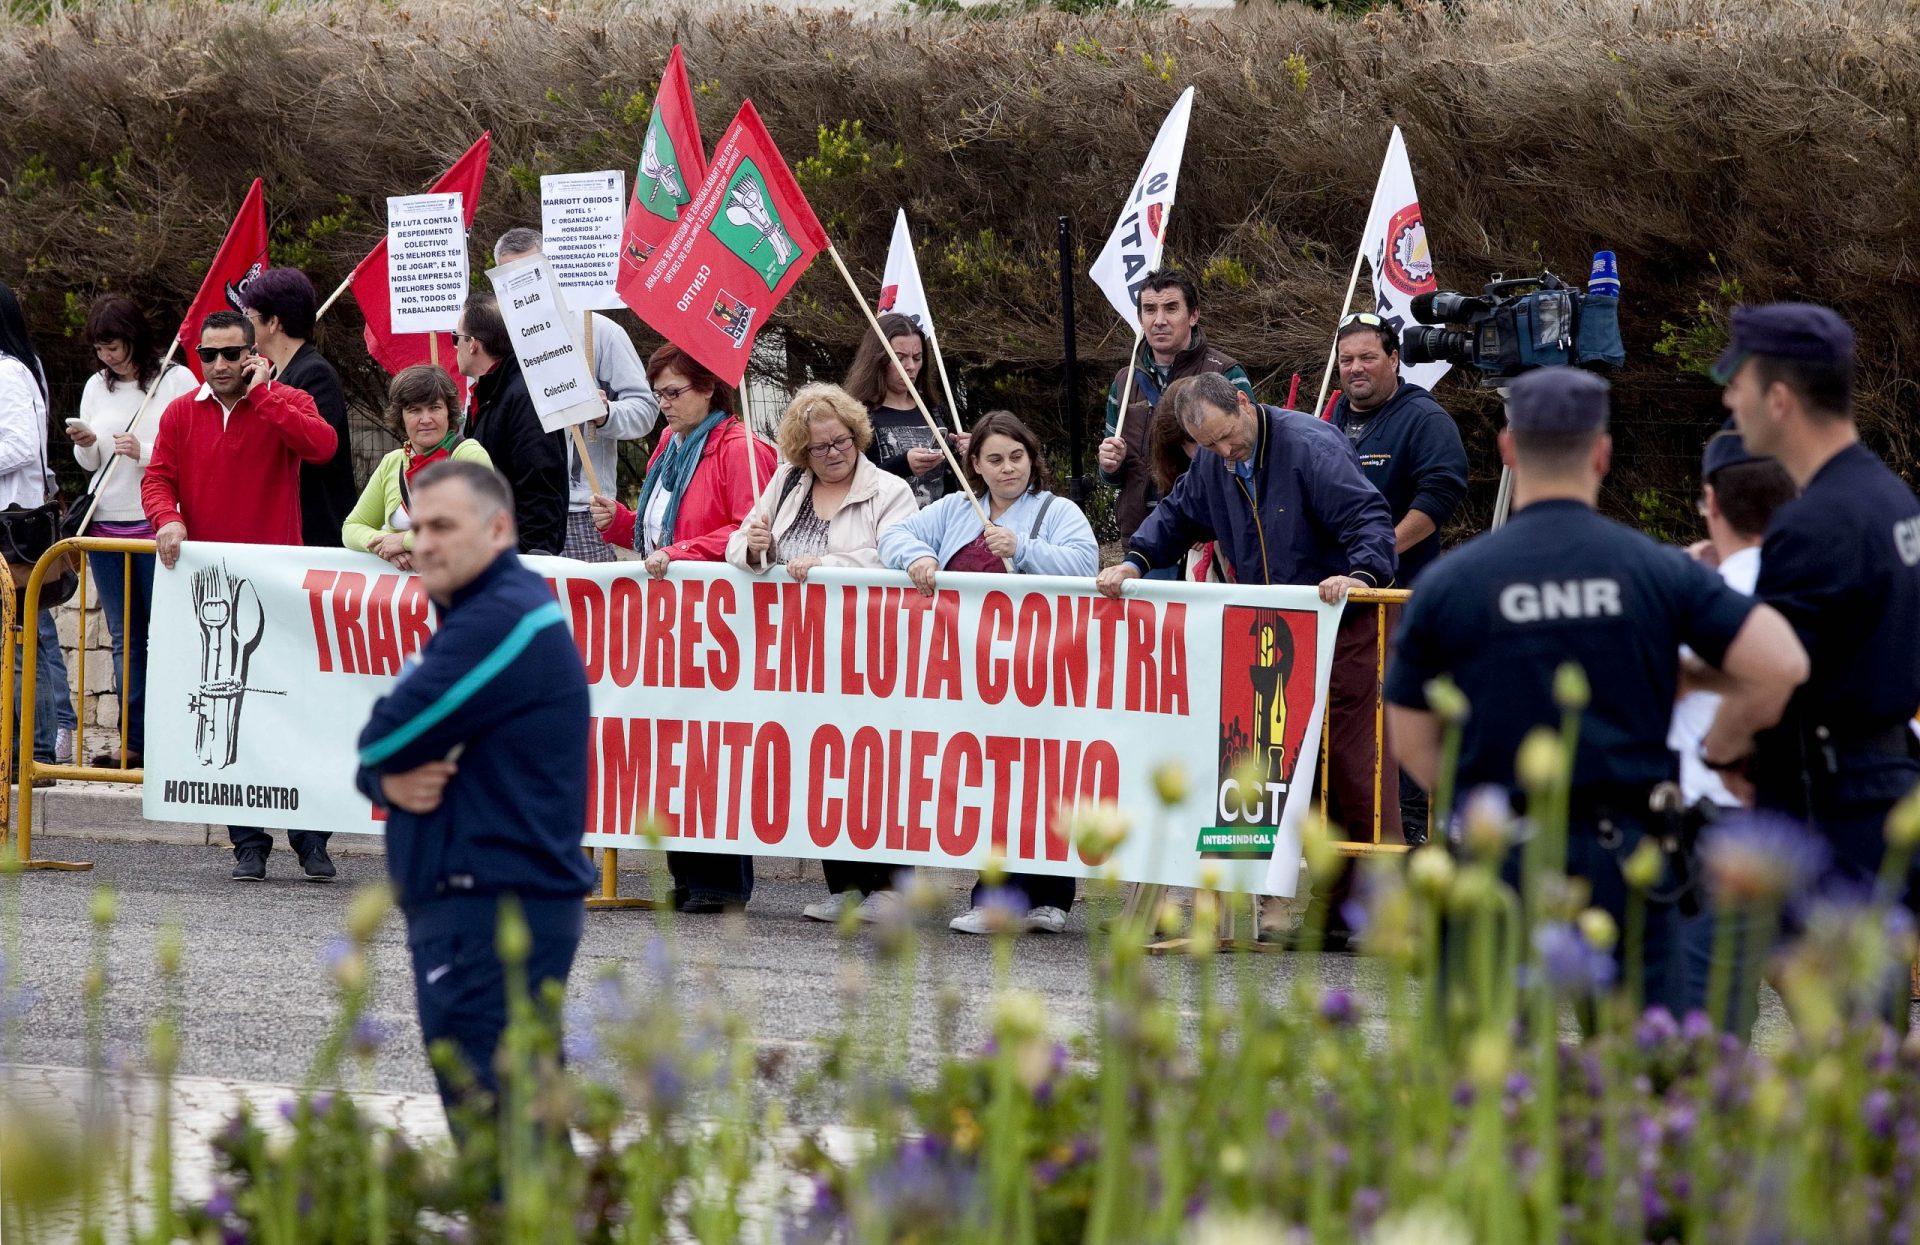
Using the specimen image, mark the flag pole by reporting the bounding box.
[1312,247,1368,423]
[72,339,182,538]
[570,312,605,497]
[927,337,964,436]
[825,243,1009,569]
[314,263,358,325]
[1109,329,1145,441]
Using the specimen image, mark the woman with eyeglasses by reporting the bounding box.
[64,295,197,768]
[727,383,917,924]
[590,342,775,913]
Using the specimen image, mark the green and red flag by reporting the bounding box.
[178,177,269,381]
[619,99,827,387]
[615,45,707,288]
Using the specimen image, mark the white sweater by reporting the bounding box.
[72,363,196,521]
[0,355,50,512]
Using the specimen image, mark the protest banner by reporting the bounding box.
[345,132,491,385]
[540,170,626,312]
[616,44,708,286]
[142,550,1339,898]
[383,192,468,335]
[878,209,961,431]
[619,99,827,388]
[485,254,603,434]
[1087,86,1196,439]
[178,177,270,381]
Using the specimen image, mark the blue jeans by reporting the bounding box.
[86,549,154,754]
[13,610,71,762]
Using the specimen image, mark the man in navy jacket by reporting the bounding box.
[1097,372,1398,943]
[355,460,594,1127]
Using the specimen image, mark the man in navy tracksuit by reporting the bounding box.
[1096,372,1397,942]
[354,460,594,1126]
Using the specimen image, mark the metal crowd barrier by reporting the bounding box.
[1330,587,1416,855]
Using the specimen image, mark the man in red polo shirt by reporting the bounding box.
[143,309,340,883]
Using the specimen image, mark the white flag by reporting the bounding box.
[1359,126,1449,392]
[1089,86,1196,328]
[877,210,938,347]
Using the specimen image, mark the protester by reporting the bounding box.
[354,461,594,1133]
[66,295,195,768]
[343,366,494,567]
[1326,311,1469,846]
[1712,304,1920,929]
[142,309,341,881]
[1097,371,1398,946]
[845,312,963,509]
[240,268,358,548]
[728,383,917,923]
[0,279,73,779]
[1096,269,1255,552]
[492,228,659,561]
[879,410,1099,934]
[455,292,568,556]
[1145,383,1225,582]
[1385,368,1806,1017]
[590,343,774,912]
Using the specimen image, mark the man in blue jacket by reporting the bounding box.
[355,460,595,1127]
[1096,372,1398,943]
[1328,312,1469,846]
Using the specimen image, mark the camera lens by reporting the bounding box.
[1401,326,1474,367]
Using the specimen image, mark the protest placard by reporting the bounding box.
[485,254,603,433]
[143,552,1340,898]
[384,192,468,335]
[540,170,626,312]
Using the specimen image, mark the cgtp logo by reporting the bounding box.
[1381,203,1434,297]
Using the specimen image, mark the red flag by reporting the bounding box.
[619,101,827,387]
[178,178,269,381]
[615,46,707,288]
[351,132,490,382]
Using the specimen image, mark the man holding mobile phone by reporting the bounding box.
[141,310,340,883]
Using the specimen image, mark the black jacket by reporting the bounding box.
[278,343,359,547]
[1329,380,1468,583]
[469,354,568,555]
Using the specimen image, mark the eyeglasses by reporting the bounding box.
[449,332,475,346]
[655,383,697,402]
[196,345,249,364]
[807,435,855,460]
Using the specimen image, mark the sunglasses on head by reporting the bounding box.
[196,345,250,364]
[1338,312,1387,330]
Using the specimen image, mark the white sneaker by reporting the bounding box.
[1025,905,1069,934]
[949,906,1018,936]
[854,890,902,924]
[802,891,853,922]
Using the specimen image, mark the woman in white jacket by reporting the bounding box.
[728,383,918,924]
[65,296,195,767]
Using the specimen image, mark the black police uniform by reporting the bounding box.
[1386,370,1755,1016]
[1749,444,1920,897]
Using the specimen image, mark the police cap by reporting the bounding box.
[1506,367,1610,437]
[1701,429,1766,479]
[1710,303,1854,384]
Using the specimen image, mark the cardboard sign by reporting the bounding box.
[540,171,626,311]
[485,254,602,433]
[384,192,468,334]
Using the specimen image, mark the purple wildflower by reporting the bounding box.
[349,1015,387,1059]
[1534,923,1616,993]
[1318,990,1359,1027]
[1636,1006,1680,1049]
[1681,1010,1715,1043]
[205,1184,236,1218]
[1699,813,1829,905]
[1865,1089,1896,1140]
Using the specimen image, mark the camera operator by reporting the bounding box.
[1329,313,1468,847]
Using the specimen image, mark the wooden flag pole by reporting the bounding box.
[1312,246,1368,424]
[570,312,605,497]
[825,244,1009,569]
[927,334,965,435]
[428,332,439,367]
[72,339,182,538]
[314,266,357,325]
[1109,329,1145,441]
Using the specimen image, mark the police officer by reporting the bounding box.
[355,461,596,1131]
[1386,368,1807,1013]
[1710,303,1920,907]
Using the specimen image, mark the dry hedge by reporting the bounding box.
[4,0,1919,534]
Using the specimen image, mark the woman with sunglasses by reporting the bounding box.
[590,343,775,913]
[727,383,917,924]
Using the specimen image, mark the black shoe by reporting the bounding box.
[298,845,336,883]
[231,851,267,882]
[89,750,143,769]
[676,891,742,914]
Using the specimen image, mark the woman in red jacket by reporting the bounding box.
[590,344,774,912]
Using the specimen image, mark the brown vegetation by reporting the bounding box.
[3,0,1918,534]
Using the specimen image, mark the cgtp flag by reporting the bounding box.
[178,178,269,381]
[1089,86,1195,327]
[877,209,938,346]
[350,132,490,384]
[619,99,828,388]
[615,45,709,301]
[1360,126,1449,392]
